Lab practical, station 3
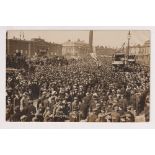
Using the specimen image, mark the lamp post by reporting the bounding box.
[126,30,131,65]
[127,30,131,56]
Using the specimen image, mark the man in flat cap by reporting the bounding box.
[87,108,98,122]
[69,106,79,122]
[72,97,79,112]
[111,104,120,122]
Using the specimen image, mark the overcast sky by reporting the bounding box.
[8,30,150,48]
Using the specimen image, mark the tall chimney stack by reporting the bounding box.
[89,30,93,53]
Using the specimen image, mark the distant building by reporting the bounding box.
[6,37,62,57]
[62,39,91,58]
[30,38,49,57]
[6,38,30,56]
[30,38,62,57]
[129,40,150,66]
[48,42,62,56]
[138,40,150,66]
[95,46,115,56]
[129,45,140,55]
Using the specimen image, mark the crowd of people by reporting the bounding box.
[7,53,69,70]
[6,53,150,122]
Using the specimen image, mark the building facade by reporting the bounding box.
[62,39,91,58]
[6,37,62,57]
[30,38,49,57]
[6,38,30,56]
[95,46,115,56]
[48,42,62,56]
[129,40,150,66]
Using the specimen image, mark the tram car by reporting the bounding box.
[127,54,136,64]
[112,52,126,71]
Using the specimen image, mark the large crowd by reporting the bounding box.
[6,53,150,122]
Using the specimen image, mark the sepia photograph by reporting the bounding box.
[6,30,150,122]
[1,1,155,155]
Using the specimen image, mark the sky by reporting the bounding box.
[8,30,150,48]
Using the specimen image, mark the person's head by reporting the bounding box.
[74,97,78,102]
[116,94,120,99]
[107,103,112,109]
[65,93,69,98]
[111,112,120,122]
[56,96,60,102]
[32,116,38,122]
[104,113,112,122]
[67,102,71,106]
[20,115,28,122]
[93,93,98,98]
[45,107,50,111]
[113,97,118,102]
[92,108,98,114]
[7,98,11,105]
[112,89,116,94]
[52,91,57,96]
[113,104,119,112]
[131,90,135,95]
[51,96,55,101]
[38,103,43,108]
[62,100,66,105]
[101,109,105,114]
[79,85,83,90]
[120,115,126,122]
[28,100,33,106]
[23,92,28,97]
[145,95,150,107]
[108,95,112,100]
[6,106,11,120]
[96,103,101,109]
[120,94,124,99]
[14,106,20,113]
[125,112,135,122]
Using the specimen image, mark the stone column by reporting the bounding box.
[89,30,93,53]
[28,42,31,57]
